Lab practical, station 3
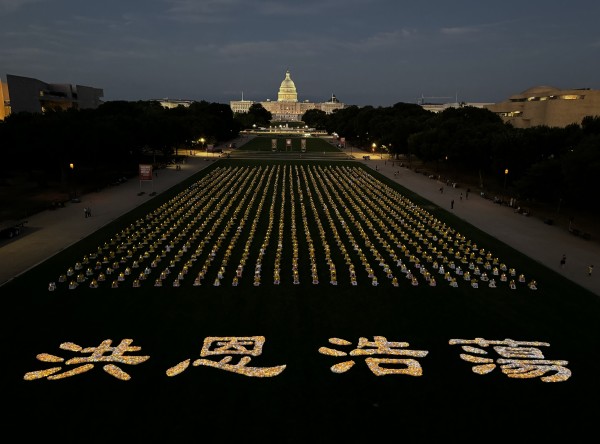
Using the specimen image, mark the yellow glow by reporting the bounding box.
[50,164,537,292]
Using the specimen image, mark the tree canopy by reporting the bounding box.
[1,99,598,213]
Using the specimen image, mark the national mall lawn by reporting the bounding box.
[3,136,599,441]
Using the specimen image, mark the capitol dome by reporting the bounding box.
[277,69,298,102]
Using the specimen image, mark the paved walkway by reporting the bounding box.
[348,149,599,296]
[1,140,598,296]
[0,153,219,287]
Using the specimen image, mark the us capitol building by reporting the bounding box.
[230,69,345,122]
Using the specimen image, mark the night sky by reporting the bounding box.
[2,0,599,106]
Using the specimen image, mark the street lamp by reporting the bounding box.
[503,168,509,189]
[69,163,78,201]
[371,143,376,157]
[200,137,206,159]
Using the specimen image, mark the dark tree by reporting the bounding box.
[234,103,272,129]
[302,109,328,129]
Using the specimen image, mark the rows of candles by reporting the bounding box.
[49,164,537,291]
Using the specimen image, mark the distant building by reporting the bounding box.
[1,74,103,119]
[230,69,345,122]
[419,102,494,113]
[484,85,600,128]
[229,95,254,114]
[0,79,9,120]
[416,94,493,113]
[154,99,194,109]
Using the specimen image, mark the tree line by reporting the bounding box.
[1,99,598,214]
[303,104,600,212]
[0,100,239,192]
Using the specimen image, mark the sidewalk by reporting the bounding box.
[0,153,218,286]
[349,150,599,296]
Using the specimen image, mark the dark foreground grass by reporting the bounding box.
[3,158,599,442]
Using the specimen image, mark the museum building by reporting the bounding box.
[0,74,104,120]
[484,85,600,128]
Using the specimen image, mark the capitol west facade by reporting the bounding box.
[230,70,345,122]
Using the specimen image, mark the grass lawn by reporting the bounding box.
[3,138,599,441]
[237,134,341,152]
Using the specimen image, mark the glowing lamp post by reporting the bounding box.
[69,163,76,200]
[503,168,509,189]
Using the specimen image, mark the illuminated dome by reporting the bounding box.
[277,69,298,102]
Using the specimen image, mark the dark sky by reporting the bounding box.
[2,0,599,106]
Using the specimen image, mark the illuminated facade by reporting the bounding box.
[484,85,600,128]
[3,74,103,118]
[419,102,493,113]
[0,79,9,120]
[230,69,345,122]
[154,99,194,109]
[230,96,254,114]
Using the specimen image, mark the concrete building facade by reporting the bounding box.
[154,99,194,109]
[484,85,600,128]
[230,69,345,122]
[0,79,9,120]
[420,102,494,113]
[2,74,103,118]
